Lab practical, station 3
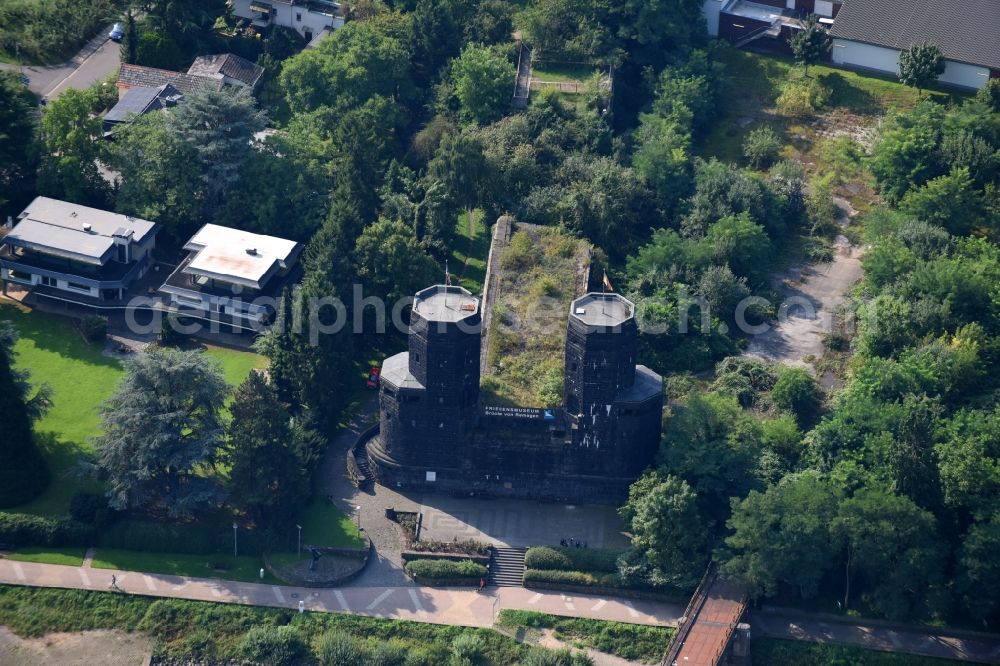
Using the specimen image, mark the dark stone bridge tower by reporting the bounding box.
[563,293,662,477]
[369,285,481,486]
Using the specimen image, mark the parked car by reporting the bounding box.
[109,23,125,42]
[366,367,381,389]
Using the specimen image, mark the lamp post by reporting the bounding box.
[232,522,238,558]
[355,505,362,530]
[296,524,302,557]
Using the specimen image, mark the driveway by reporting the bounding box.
[1,26,121,99]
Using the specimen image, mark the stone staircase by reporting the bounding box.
[489,547,527,587]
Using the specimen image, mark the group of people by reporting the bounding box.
[560,538,588,548]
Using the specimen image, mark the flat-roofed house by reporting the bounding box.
[159,224,303,329]
[231,0,345,43]
[0,197,159,304]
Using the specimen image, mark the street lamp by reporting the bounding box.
[232,522,238,557]
[354,505,362,530]
[296,524,302,557]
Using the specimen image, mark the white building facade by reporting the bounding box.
[231,0,345,40]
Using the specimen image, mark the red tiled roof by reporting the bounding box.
[117,64,224,95]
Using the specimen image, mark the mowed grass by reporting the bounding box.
[1,302,267,516]
[90,549,281,584]
[1,302,123,516]
[3,547,88,566]
[295,498,364,549]
[450,209,490,294]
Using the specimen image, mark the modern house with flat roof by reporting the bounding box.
[829,0,1000,90]
[103,83,183,133]
[159,224,303,329]
[231,0,345,43]
[0,197,158,304]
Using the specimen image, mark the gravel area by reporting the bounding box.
[0,627,152,666]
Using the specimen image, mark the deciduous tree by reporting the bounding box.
[450,44,515,125]
[0,72,37,215]
[898,42,945,95]
[789,17,830,76]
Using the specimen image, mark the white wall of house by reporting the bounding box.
[702,0,722,37]
[2,268,101,298]
[833,38,991,90]
[231,0,344,38]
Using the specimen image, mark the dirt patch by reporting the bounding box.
[0,627,153,666]
[535,629,638,666]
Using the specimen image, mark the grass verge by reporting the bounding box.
[89,549,280,584]
[3,547,87,566]
[450,208,490,293]
[497,609,673,663]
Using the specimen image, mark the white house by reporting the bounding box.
[830,0,1000,90]
[231,0,345,41]
[0,197,158,304]
[159,224,303,329]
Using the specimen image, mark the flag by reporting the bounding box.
[602,271,613,293]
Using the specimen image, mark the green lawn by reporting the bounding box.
[751,638,962,665]
[1,302,266,517]
[531,62,598,84]
[295,499,364,550]
[90,549,281,584]
[3,547,87,566]
[1,303,123,516]
[450,209,490,294]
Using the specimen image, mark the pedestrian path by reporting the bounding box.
[0,559,681,629]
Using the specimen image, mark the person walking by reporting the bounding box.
[478,577,486,592]
[109,574,120,592]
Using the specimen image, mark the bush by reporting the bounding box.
[69,492,106,524]
[99,520,268,556]
[771,366,822,424]
[80,315,108,343]
[239,625,307,666]
[314,630,364,666]
[408,539,491,556]
[0,512,94,547]
[524,547,621,573]
[451,631,485,663]
[523,569,617,587]
[775,78,831,117]
[743,126,782,169]
[404,558,487,579]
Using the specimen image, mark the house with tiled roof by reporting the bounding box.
[829,0,1000,89]
[117,63,224,96]
[187,54,266,92]
[117,54,266,100]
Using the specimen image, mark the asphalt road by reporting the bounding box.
[1,27,121,99]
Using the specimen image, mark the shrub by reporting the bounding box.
[99,520,268,555]
[523,569,617,587]
[775,78,831,117]
[743,126,782,169]
[69,492,106,524]
[314,630,364,666]
[0,512,94,547]
[451,631,485,663]
[404,558,487,579]
[772,366,822,423]
[80,315,108,343]
[409,539,491,556]
[239,625,307,666]
[524,547,621,573]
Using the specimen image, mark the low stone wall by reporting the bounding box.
[265,536,373,587]
[401,551,491,566]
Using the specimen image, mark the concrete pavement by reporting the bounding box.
[1,26,120,99]
[0,558,682,629]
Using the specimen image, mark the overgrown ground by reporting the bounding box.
[0,585,537,665]
[498,610,673,663]
[481,225,591,407]
[701,48,967,212]
[449,209,490,293]
[751,638,961,665]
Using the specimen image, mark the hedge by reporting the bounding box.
[0,512,94,547]
[524,546,621,573]
[523,568,618,587]
[404,559,487,579]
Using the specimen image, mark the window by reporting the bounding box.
[40,275,56,287]
[296,12,302,20]
[7,269,33,284]
[64,281,91,293]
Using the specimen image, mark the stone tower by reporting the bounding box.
[564,293,662,477]
[371,285,481,479]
